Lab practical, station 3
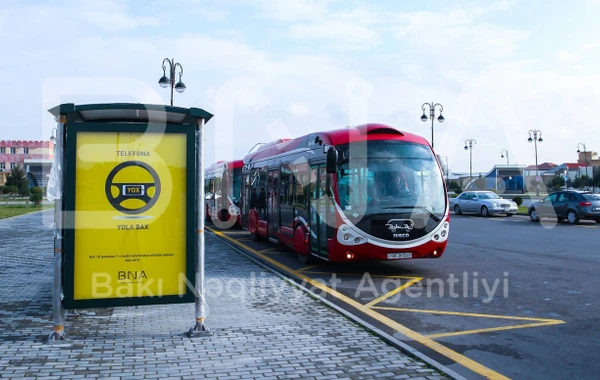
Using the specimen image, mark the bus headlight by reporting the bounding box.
[337,224,366,246]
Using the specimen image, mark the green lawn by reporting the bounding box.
[517,206,529,214]
[0,204,53,219]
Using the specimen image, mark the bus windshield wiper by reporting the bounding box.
[381,206,442,222]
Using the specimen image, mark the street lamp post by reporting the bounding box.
[158,58,186,106]
[577,143,594,191]
[420,102,444,149]
[500,149,509,165]
[528,129,543,196]
[464,139,476,189]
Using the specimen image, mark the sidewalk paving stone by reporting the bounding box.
[0,211,449,379]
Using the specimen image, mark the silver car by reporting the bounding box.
[450,191,518,217]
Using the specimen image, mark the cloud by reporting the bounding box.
[286,20,380,50]
[556,50,581,63]
[252,0,332,22]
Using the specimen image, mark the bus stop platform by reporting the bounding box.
[0,210,449,380]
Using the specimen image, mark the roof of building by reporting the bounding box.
[524,162,557,170]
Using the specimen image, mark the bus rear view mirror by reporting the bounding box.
[327,148,338,174]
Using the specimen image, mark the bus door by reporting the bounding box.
[268,169,279,240]
[309,164,333,257]
[240,173,248,227]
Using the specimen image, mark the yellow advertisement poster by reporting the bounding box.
[73,131,188,301]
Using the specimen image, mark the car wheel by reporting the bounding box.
[481,206,489,217]
[595,218,600,224]
[529,208,539,222]
[454,205,462,215]
[566,210,579,225]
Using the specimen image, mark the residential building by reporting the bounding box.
[0,140,55,188]
[577,151,599,167]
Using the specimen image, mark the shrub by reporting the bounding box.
[30,186,43,206]
[455,189,463,195]
[512,196,523,206]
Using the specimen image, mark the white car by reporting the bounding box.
[450,191,518,217]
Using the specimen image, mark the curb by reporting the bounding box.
[211,229,468,380]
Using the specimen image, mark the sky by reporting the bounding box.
[1,0,600,173]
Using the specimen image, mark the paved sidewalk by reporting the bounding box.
[0,211,448,379]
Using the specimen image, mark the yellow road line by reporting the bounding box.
[370,307,565,323]
[298,264,321,272]
[301,270,419,280]
[364,278,423,308]
[208,227,510,380]
[426,321,565,339]
[259,247,287,253]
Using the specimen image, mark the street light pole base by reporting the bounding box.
[186,321,213,338]
[47,327,70,343]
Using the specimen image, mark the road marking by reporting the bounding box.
[259,247,286,253]
[302,270,420,280]
[208,227,511,380]
[364,278,423,308]
[371,307,564,322]
[426,321,565,339]
[298,264,321,272]
[371,306,565,339]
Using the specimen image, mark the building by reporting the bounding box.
[523,162,557,177]
[577,151,599,168]
[0,140,55,188]
[546,163,593,181]
[479,164,527,194]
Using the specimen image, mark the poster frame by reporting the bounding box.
[62,122,196,309]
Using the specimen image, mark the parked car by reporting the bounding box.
[528,191,600,224]
[449,191,518,217]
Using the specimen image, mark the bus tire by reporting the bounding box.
[297,251,314,264]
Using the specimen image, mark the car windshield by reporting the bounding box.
[477,192,501,200]
[336,141,446,221]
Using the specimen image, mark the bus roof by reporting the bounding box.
[205,159,243,174]
[244,123,430,164]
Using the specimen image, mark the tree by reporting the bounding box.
[5,164,29,197]
[448,181,461,190]
[594,167,600,190]
[573,175,592,190]
[30,186,43,206]
[547,175,565,191]
[3,185,17,205]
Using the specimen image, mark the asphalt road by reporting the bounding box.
[211,214,599,380]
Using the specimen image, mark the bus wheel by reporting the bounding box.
[297,251,314,264]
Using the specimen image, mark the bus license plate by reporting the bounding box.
[388,252,412,260]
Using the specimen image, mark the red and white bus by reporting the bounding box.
[240,124,450,263]
[204,159,243,228]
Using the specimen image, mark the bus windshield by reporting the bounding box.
[336,141,446,221]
